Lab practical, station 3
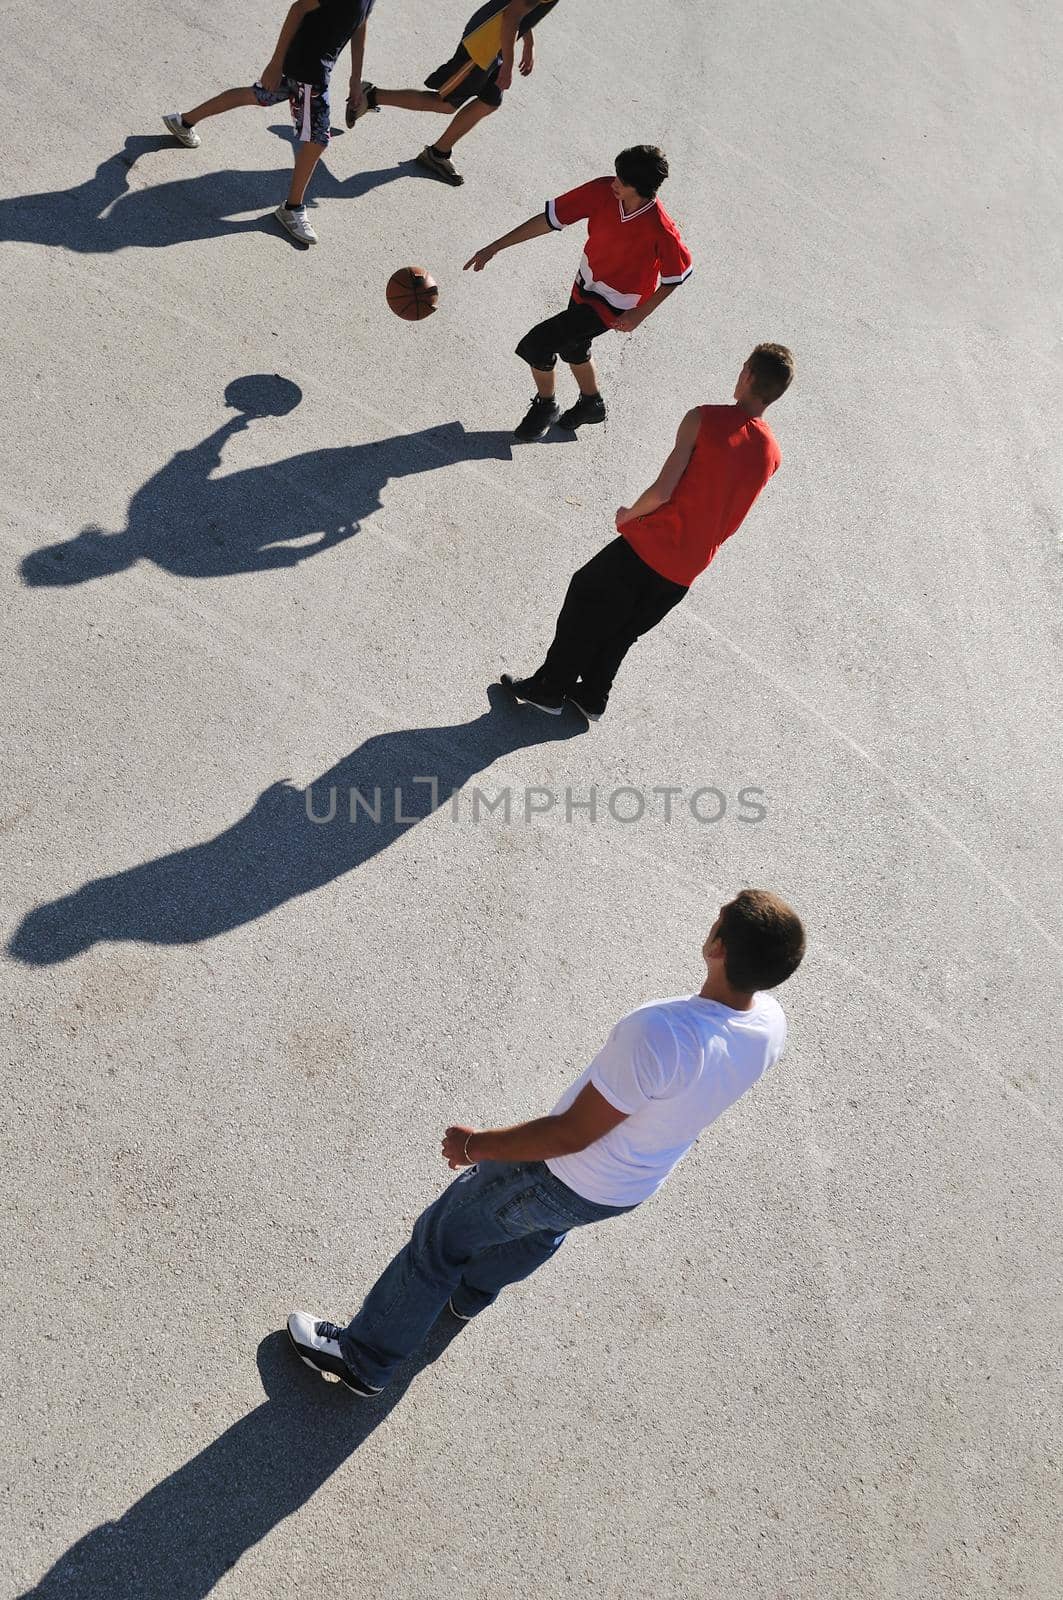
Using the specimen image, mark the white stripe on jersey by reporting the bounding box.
[576,253,640,311]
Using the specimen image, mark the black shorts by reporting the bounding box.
[424,46,504,109]
[515,297,611,369]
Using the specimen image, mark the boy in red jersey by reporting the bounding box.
[464,146,692,437]
[501,345,794,720]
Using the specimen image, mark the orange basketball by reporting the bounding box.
[386,266,439,321]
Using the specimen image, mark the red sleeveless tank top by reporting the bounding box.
[622,405,781,586]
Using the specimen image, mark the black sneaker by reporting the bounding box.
[286,1311,381,1395]
[568,690,605,724]
[514,395,561,441]
[447,1296,475,1321]
[346,81,379,125]
[416,144,464,186]
[500,673,564,715]
[557,393,607,431]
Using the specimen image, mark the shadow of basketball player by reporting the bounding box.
[8,686,587,965]
[0,130,420,255]
[16,1323,464,1599]
[20,375,518,584]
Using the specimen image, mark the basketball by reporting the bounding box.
[386,266,439,321]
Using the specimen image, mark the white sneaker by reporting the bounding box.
[286,1311,380,1395]
[275,204,318,246]
[162,113,200,149]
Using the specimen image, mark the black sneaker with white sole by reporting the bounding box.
[286,1311,381,1395]
[568,691,605,724]
[557,392,607,431]
[500,673,564,714]
[447,1296,475,1321]
[514,395,561,441]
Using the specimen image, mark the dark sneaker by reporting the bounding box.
[416,144,464,186]
[558,392,607,431]
[568,691,605,724]
[500,673,564,715]
[286,1311,381,1395]
[514,395,561,441]
[447,1296,475,1321]
[346,81,379,127]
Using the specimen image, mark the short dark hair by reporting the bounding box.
[746,344,795,405]
[614,145,669,199]
[717,889,805,991]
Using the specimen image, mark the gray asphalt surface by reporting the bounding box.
[2,1,1062,1596]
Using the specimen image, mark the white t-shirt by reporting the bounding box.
[546,993,787,1207]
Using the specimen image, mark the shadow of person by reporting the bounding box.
[20,376,517,584]
[8,686,586,965]
[16,1322,465,1599]
[0,129,411,254]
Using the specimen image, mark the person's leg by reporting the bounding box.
[557,305,611,428]
[577,558,688,712]
[275,84,330,241]
[450,1228,566,1318]
[291,1162,634,1391]
[335,1162,584,1389]
[373,87,449,110]
[569,357,600,398]
[534,539,639,695]
[514,303,597,435]
[334,1163,526,1387]
[286,138,327,206]
[434,96,496,149]
[532,365,557,400]
[181,85,261,125]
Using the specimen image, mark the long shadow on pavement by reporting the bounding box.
[0,130,423,254]
[16,1323,464,1599]
[8,687,587,965]
[21,382,519,583]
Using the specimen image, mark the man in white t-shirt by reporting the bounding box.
[287,889,806,1394]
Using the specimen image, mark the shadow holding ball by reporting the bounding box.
[19,375,523,586]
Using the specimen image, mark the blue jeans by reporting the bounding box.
[338,1160,635,1390]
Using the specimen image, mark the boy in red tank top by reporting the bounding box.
[501,344,794,720]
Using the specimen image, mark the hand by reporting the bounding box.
[497,61,513,91]
[519,37,535,76]
[260,60,283,92]
[442,1125,478,1169]
[345,83,367,124]
[616,505,633,527]
[614,310,643,334]
[463,245,496,272]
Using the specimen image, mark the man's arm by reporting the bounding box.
[616,407,701,526]
[442,1083,628,1168]
[261,0,318,90]
[347,20,369,111]
[614,281,678,335]
[498,0,539,90]
[464,211,554,272]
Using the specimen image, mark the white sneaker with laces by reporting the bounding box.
[275,205,318,246]
[162,113,201,149]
